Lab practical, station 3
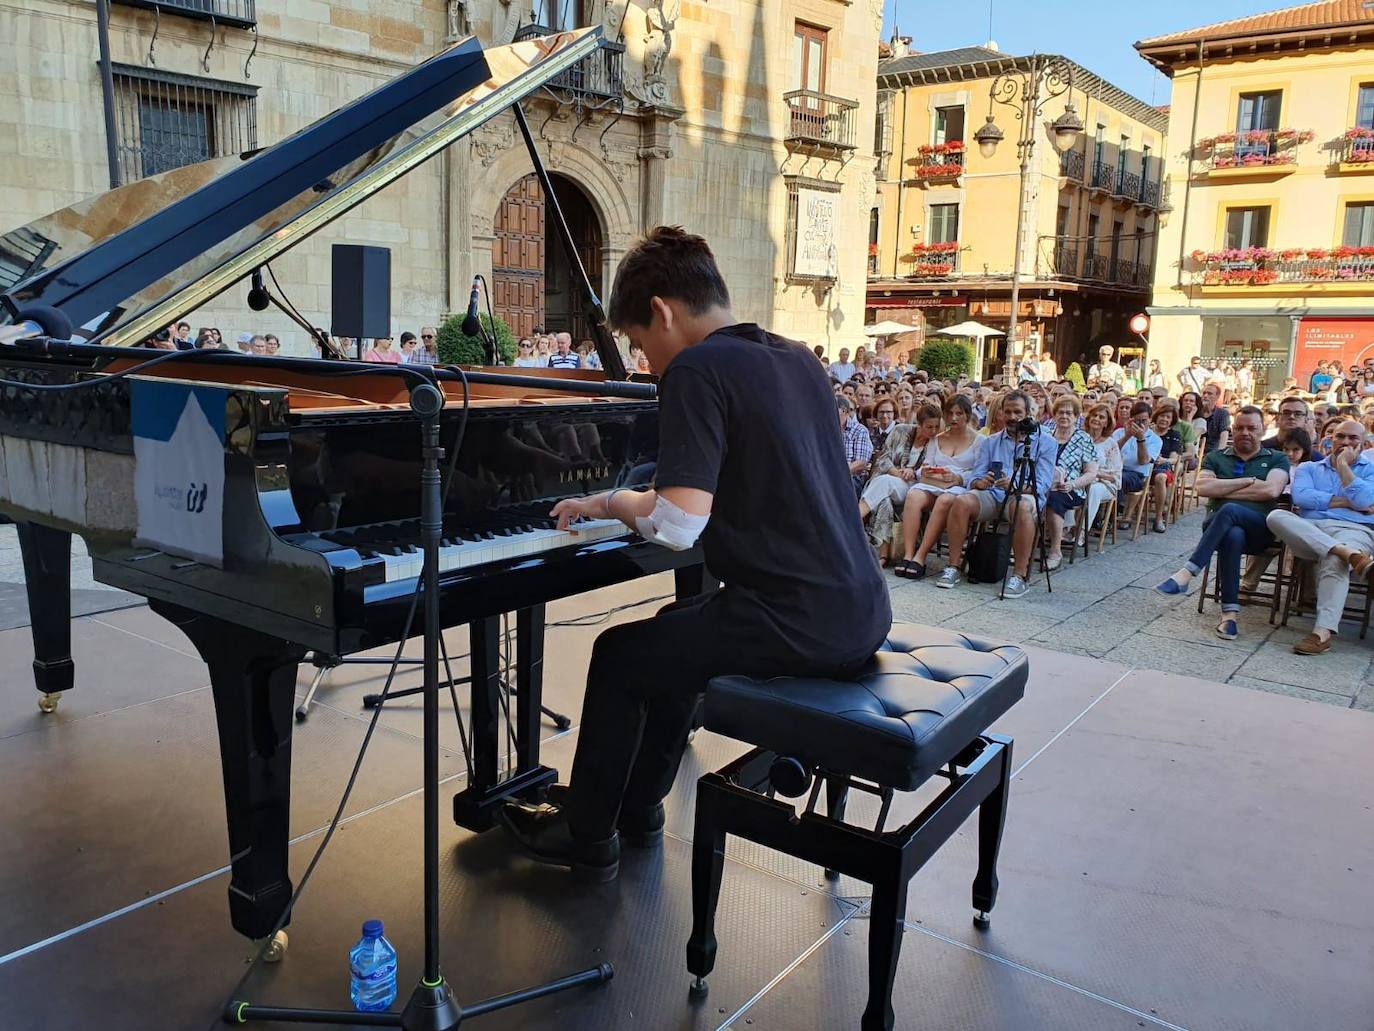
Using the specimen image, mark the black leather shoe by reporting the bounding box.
[497,800,619,881]
[544,784,665,849]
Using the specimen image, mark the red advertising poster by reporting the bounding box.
[1294,317,1374,378]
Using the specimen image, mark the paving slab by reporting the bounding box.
[1225,673,1355,706]
[1100,632,1251,680]
[1233,637,1374,691]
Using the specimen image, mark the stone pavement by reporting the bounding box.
[885,506,1374,713]
[1,513,1371,710]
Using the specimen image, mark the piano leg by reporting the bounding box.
[16,521,74,714]
[452,612,558,832]
[150,600,305,941]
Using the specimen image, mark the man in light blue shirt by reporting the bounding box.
[829,347,856,382]
[1265,420,1374,655]
[1111,400,1162,499]
[935,389,1058,599]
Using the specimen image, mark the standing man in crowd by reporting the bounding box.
[1178,356,1207,394]
[1265,420,1374,654]
[1156,406,1289,640]
[830,346,856,382]
[1309,360,1335,394]
[548,331,581,369]
[934,389,1057,599]
[497,226,890,879]
[1088,345,1124,389]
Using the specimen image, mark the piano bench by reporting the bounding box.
[684,623,1027,1031]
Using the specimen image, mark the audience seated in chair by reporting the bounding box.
[1042,393,1098,571]
[894,395,983,580]
[859,402,942,557]
[1155,407,1290,640]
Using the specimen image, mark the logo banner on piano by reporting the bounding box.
[131,380,227,567]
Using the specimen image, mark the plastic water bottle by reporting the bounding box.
[349,919,398,1012]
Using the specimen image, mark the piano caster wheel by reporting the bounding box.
[294,707,308,723]
[259,930,288,963]
[552,715,572,731]
[973,911,991,931]
[37,692,61,714]
[689,976,708,998]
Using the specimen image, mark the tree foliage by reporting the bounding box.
[435,313,517,366]
[915,340,974,381]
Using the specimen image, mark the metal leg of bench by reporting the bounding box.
[823,775,850,881]
[686,783,727,993]
[972,735,1014,927]
[862,875,909,1031]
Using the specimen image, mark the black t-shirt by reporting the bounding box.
[656,324,890,664]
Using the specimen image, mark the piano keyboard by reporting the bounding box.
[303,504,632,585]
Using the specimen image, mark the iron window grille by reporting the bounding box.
[110,63,257,182]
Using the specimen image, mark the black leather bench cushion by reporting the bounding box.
[704,624,1027,791]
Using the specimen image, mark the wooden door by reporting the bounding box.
[493,175,545,339]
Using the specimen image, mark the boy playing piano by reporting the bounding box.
[499,226,890,879]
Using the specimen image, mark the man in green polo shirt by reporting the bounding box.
[1156,406,1290,640]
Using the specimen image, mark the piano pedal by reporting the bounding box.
[257,929,288,963]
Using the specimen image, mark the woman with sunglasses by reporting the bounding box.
[513,337,540,367]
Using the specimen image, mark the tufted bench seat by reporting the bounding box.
[685,623,1027,1031]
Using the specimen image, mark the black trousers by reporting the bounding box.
[565,591,870,840]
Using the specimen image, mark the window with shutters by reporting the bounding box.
[928,203,959,244]
[1236,91,1282,133]
[1343,202,1374,247]
[933,106,964,146]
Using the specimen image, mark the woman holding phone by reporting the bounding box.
[894,395,984,579]
[859,402,942,556]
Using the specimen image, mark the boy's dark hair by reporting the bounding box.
[607,226,730,330]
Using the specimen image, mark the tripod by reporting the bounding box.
[997,430,1053,600]
[226,383,611,1029]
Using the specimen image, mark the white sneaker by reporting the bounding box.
[935,566,962,589]
[1003,575,1029,599]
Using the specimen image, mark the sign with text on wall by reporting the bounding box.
[131,379,227,567]
[1294,317,1374,378]
[794,188,839,279]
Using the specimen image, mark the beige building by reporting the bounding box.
[0,0,881,355]
[867,43,1167,376]
[1137,1,1374,396]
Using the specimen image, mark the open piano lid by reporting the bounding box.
[0,28,603,348]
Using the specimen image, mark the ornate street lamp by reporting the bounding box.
[975,54,1081,382]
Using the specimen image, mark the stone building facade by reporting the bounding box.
[0,0,880,357]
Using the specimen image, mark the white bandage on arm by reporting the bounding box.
[634,494,709,552]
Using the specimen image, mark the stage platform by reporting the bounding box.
[1,575,1371,1030]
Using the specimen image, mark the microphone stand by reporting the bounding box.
[225,382,612,1030]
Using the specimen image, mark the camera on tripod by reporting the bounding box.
[1009,415,1040,437]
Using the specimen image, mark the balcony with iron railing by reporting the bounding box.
[1059,148,1085,182]
[1195,128,1314,179]
[900,242,960,279]
[1081,251,1109,280]
[909,143,965,182]
[1189,246,1374,291]
[1140,177,1162,209]
[1089,159,1116,194]
[1114,168,1142,205]
[1335,129,1374,173]
[1051,242,1079,277]
[513,25,625,109]
[113,0,255,27]
[783,90,860,151]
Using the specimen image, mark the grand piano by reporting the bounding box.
[0,28,708,947]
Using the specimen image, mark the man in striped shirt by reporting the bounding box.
[548,331,582,369]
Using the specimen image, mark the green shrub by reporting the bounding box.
[1064,361,1085,390]
[435,312,517,366]
[915,339,974,381]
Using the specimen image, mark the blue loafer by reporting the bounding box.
[1215,618,1239,641]
[1155,577,1187,596]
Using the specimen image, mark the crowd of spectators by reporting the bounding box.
[835,343,1374,650]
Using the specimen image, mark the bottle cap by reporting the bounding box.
[362,919,384,937]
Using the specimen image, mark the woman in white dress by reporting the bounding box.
[1082,402,1123,541]
[859,401,942,552]
[893,395,983,579]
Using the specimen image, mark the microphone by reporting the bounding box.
[247,269,270,312]
[460,276,481,336]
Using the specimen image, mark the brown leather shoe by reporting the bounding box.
[1292,632,1333,655]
